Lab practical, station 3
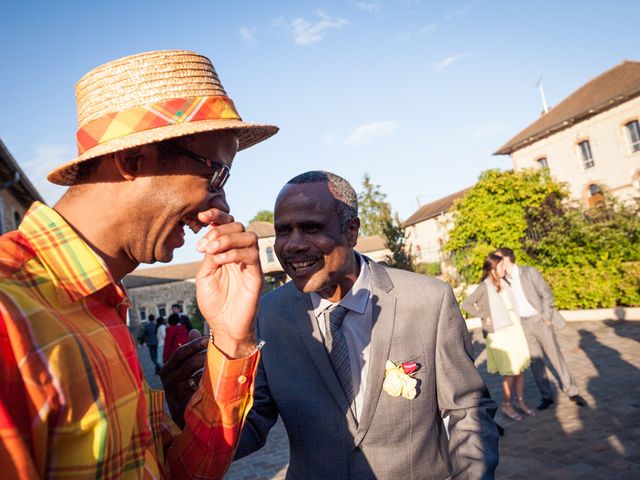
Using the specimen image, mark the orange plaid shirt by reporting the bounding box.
[0,202,259,479]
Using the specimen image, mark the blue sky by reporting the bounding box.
[1,0,638,265]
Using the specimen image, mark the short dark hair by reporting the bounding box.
[171,304,180,310]
[495,247,516,263]
[284,170,358,232]
[148,314,156,322]
[168,313,181,326]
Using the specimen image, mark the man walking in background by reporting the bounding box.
[495,248,587,410]
[140,313,161,373]
[172,303,194,332]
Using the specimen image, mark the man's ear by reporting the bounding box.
[347,217,360,247]
[113,147,144,181]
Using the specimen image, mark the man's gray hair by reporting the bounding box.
[286,171,358,231]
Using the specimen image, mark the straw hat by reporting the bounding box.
[48,50,279,185]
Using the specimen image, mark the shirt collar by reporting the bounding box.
[511,264,520,281]
[19,202,126,306]
[311,252,371,318]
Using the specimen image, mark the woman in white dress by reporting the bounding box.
[156,316,167,369]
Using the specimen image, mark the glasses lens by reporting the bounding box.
[209,165,230,191]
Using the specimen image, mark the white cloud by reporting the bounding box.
[239,26,256,46]
[276,11,348,46]
[20,144,73,205]
[355,1,382,13]
[471,124,507,139]
[432,52,471,73]
[344,121,399,146]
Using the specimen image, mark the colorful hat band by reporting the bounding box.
[76,95,241,155]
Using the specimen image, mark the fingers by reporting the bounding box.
[196,229,258,255]
[188,329,202,341]
[197,209,234,226]
[163,336,208,370]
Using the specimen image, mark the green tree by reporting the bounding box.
[250,210,274,223]
[358,172,392,237]
[445,168,566,283]
[186,297,205,334]
[383,213,414,271]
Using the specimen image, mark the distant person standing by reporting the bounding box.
[140,314,161,374]
[494,248,587,409]
[164,313,189,364]
[172,303,193,332]
[462,254,534,421]
[156,316,167,368]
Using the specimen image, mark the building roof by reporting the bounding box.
[0,139,45,206]
[402,188,469,227]
[247,221,275,238]
[495,60,640,155]
[124,261,201,289]
[355,235,387,253]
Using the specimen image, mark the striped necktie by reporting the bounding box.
[323,305,355,411]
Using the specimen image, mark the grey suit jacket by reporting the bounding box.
[460,283,492,331]
[517,266,566,329]
[236,259,499,479]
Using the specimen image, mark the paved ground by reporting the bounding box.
[138,319,640,479]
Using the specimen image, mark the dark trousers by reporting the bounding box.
[147,344,160,373]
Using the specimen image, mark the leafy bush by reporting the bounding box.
[414,262,442,277]
[445,168,640,308]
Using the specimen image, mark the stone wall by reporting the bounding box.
[128,280,196,328]
[0,189,31,234]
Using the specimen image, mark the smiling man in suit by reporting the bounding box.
[235,171,499,480]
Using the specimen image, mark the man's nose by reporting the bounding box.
[286,229,309,252]
[208,188,230,214]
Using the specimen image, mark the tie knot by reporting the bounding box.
[324,305,349,333]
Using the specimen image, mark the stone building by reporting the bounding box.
[247,221,286,289]
[123,262,199,327]
[495,60,640,205]
[403,188,469,270]
[355,235,391,263]
[0,139,45,232]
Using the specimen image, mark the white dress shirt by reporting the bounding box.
[509,265,539,317]
[310,253,372,422]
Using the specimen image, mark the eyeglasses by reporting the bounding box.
[168,144,231,192]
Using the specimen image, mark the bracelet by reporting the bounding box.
[209,332,265,356]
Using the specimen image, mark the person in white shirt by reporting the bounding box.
[495,248,587,410]
[156,316,167,369]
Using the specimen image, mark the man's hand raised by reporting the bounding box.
[195,209,263,359]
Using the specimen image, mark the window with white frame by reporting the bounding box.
[578,140,595,169]
[157,303,167,318]
[536,157,549,169]
[139,308,147,322]
[266,246,275,263]
[626,120,640,153]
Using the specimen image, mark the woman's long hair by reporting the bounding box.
[481,253,504,292]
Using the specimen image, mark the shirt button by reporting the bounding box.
[237,375,248,384]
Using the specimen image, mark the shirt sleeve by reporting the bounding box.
[163,343,260,479]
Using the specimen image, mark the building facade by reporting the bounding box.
[402,188,469,270]
[0,139,45,233]
[495,61,640,205]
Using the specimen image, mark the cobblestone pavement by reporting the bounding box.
[137,320,640,479]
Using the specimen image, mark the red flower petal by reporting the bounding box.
[402,361,417,374]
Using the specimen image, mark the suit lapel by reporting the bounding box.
[291,287,358,434]
[355,260,396,446]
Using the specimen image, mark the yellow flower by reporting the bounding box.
[383,360,417,400]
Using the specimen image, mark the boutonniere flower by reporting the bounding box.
[383,360,418,400]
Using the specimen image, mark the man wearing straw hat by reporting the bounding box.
[0,50,277,479]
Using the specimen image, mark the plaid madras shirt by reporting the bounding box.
[0,202,259,479]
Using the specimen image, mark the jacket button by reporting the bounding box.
[237,375,248,384]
